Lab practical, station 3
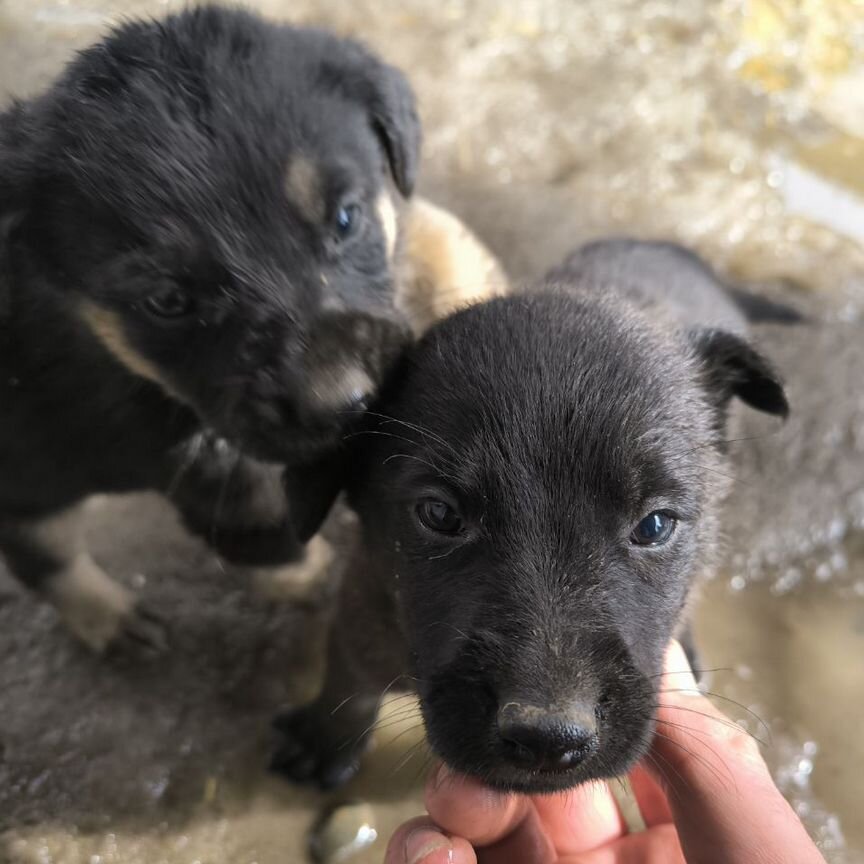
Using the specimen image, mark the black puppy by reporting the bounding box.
[272,239,789,792]
[0,5,419,651]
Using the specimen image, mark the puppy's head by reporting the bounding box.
[0,6,419,462]
[348,289,786,792]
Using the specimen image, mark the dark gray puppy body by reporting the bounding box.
[273,239,789,793]
[0,5,418,650]
[547,238,750,333]
[550,238,802,333]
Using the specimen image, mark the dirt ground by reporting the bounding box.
[1,1,863,862]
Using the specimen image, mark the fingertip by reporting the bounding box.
[404,826,453,864]
[386,818,475,864]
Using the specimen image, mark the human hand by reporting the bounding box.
[384,641,826,863]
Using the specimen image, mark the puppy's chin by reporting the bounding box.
[207,399,348,465]
[418,673,657,795]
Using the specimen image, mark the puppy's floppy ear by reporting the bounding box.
[323,49,421,197]
[282,450,348,544]
[365,61,421,198]
[691,328,789,418]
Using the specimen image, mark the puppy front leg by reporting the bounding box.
[163,433,342,603]
[271,571,405,789]
[164,433,303,566]
[0,505,166,653]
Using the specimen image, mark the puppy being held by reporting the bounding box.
[272,238,790,792]
[0,5,421,652]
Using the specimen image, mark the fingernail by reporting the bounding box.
[404,826,452,864]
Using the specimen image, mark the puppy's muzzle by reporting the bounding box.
[301,309,411,420]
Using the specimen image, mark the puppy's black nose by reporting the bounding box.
[497,701,598,772]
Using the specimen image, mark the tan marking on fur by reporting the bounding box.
[285,156,325,223]
[396,197,510,334]
[252,535,335,602]
[376,190,398,260]
[79,302,183,401]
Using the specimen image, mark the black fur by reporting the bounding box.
[272,239,788,792]
[0,7,418,634]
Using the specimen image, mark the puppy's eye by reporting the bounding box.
[144,288,194,320]
[416,498,462,535]
[631,511,676,546]
[334,203,362,239]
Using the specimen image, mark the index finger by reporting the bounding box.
[648,641,825,864]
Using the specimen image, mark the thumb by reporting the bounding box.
[648,641,825,864]
[384,817,476,864]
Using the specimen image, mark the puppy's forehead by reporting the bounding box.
[386,294,703,500]
[49,20,385,230]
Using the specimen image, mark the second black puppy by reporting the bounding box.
[273,239,789,791]
[0,6,418,650]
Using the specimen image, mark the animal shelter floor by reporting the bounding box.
[2,1,864,862]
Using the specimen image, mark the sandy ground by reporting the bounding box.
[1,1,864,862]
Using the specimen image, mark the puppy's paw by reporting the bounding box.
[270,708,368,790]
[49,556,168,655]
[109,601,169,656]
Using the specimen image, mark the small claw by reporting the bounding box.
[105,604,169,660]
[125,606,169,652]
[51,559,168,656]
